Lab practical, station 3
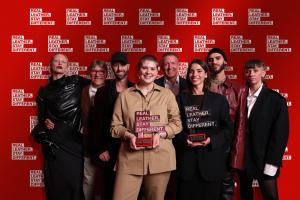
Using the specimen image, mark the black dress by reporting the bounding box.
[34,75,89,200]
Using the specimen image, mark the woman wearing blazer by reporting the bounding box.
[175,59,233,200]
[239,59,289,200]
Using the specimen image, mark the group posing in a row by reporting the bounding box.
[31,48,289,200]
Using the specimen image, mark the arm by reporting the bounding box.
[164,91,182,139]
[210,97,234,150]
[173,94,188,148]
[265,97,289,167]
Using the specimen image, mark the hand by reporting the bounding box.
[187,137,211,147]
[45,118,55,129]
[129,134,145,151]
[99,151,110,162]
[152,133,160,148]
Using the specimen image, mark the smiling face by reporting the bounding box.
[138,60,158,86]
[111,62,129,80]
[188,63,208,87]
[162,55,179,81]
[207,52,226,75]
[90,65,107,88]
[50,54,69,76]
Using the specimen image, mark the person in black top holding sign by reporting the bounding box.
[175,59,233,200]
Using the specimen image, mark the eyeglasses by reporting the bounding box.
[90,70,106,75]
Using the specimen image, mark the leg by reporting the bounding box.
[202,180,222,200]
[113,173,143,200]
[83,157,97,200]
[258,176,279,200]
[219,169,235,200]
[238,170,253,200]
[143,171,171,200]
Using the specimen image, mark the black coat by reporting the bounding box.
[154,76,187,94]
[244,86,289,178]
[175,91,233,181]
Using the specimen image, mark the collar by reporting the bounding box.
[248,83,263,98]
[132,83,161,92]
[164,75,180,85]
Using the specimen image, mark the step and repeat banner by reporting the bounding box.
[1,0,298,199]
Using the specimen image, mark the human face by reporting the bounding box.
[112,62,129,80]
[207,53,226,75]
[50,54,68,75]
[90,65,107,88]
[188,63,207,87]
[138,60,158,86]
[245,66,266,88]
[162,55,179,81]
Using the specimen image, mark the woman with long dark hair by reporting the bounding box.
[175,59,233,200]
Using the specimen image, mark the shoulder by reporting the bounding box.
[154,76,164,85]
[265,87,287,104]
[206,90,225,99]
[226,79,246,92]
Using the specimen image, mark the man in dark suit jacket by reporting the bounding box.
[240,59,289,200]
[155,52,187,95]
[93,52,134,200]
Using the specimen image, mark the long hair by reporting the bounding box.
[186,59,209,91]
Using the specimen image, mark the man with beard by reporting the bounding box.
[93,52,134,199]
[206,48,247,200]
[155,52,187,95]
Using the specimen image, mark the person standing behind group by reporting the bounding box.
[175,59,233,200]
[155,52,187,95]
[81,60,107,200]
[206,48,247,200]
[93,52,134,199]
[154,52,187,199]
[32,53,89,200]
[238,59,289,200]
[111,55,182,200]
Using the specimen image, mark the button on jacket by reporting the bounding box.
[111,83,182,175]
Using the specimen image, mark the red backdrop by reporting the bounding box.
[1,0,299,199]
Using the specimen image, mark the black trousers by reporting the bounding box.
[44,147,84,200]
[238,170,279,200]
[177,170,222,200]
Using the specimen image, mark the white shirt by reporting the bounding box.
[247,84,278,176]
[89,85,98,105]
[164,75,180,95]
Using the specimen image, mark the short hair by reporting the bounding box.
[161,52,178,60]
[161,52,179,64]
[186,59,209,90]
[245,59,266,70]
[89,59,107,72]
[206,48,227,62]
[137,55,159,69]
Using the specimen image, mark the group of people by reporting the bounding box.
[31,48,289,200]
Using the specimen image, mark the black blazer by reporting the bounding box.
[245,86,289,178]
[175,91,233,181]
[154,76,187,94]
